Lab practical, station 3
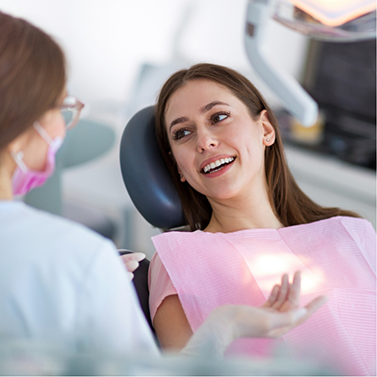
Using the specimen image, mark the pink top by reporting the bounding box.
[149,216,376,375]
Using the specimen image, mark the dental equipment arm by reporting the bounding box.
[244,0,318,126]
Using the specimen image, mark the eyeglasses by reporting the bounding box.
[60,96,85,129]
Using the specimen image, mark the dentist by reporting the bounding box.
[0,11,158,356]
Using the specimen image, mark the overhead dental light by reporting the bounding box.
[244,0,376,126]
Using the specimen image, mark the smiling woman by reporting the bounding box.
[155,63,360,231]
[149,63,376,375]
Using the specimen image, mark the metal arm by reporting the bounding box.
[244,0,318,126]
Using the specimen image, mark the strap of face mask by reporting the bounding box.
[33,122,53,145]
[11,150,28,173]
[11,123,53,173]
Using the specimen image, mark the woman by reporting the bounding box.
[149,63,376,375]
[0,12,325,360]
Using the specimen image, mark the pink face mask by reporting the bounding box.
[11,123,63,196]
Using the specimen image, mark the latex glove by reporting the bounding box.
[118,250,146,281]
[181,271,327,358]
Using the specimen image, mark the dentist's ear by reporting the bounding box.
[260,110,275,146]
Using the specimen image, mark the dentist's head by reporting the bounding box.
[0,12,83,198]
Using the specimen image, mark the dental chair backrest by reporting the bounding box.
[119,106,185,339]
[120,106,186,230]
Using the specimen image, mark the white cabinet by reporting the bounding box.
[285,146,376,229]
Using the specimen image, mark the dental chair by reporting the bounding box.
[120,106,185,230]
[119,106,186,336]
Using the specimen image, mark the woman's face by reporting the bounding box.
[164,79,275,202]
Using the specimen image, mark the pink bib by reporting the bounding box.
[151,217,376,376]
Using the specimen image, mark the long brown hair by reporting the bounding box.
[0,12,66,151]
[156,63,360,230]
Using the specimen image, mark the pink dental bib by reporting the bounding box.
[150,216,376,376]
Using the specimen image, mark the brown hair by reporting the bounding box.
[156,63,360,231]
[0,12,66,151]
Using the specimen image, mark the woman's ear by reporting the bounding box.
[177,167,186,183]
[6,128,30,155]
[260,110,275,146]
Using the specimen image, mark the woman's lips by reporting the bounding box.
[200,156,236,176]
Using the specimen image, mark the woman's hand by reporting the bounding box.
[118,250,146,281]
[262,270,303,311]
[259,271,327,337]
[227,271,327,340]
[182,271,328,357]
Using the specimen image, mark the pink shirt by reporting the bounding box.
[149,216,376,375]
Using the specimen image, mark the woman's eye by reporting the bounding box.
[172,129,191,140]
[211,112,230,124]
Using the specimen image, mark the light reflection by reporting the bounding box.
[292,0,376,27]
[254,255,291,275]
[244,253,326,297]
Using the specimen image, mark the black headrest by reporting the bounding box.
[120,106,185,229]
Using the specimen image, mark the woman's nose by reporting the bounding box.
[196,128,218,152]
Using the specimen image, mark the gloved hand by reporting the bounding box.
[181,271,327,358]
[118,250,146,281]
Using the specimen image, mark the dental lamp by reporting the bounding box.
[245,0,376,126]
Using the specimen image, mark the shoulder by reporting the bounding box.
[321,216,375,237]
[1,201,118,266]
[151,230,217,251]
[149,252,167,279]
[335,216,376,244]
[4,201,102,233]
[152,230,201,242]
[335,215,374,228]
[306,216,376,265]
[149,252,178,322]
[284,216,375,235]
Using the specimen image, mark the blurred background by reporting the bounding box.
[0,0,375,258]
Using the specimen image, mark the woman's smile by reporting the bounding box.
[200,155,236,175]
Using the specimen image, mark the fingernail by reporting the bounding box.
[126,260,139,271]
[132,252,146,262]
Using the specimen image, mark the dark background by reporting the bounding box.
[278,39,376,171]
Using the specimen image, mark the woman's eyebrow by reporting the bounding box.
[200,101,230,113]
[169,116,188,131]
[169,101,230,131]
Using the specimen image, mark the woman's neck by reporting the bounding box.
[204,189,282,233]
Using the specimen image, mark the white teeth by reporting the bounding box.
[203,157,235,173]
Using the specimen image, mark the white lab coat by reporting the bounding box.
[0,201,158,356]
